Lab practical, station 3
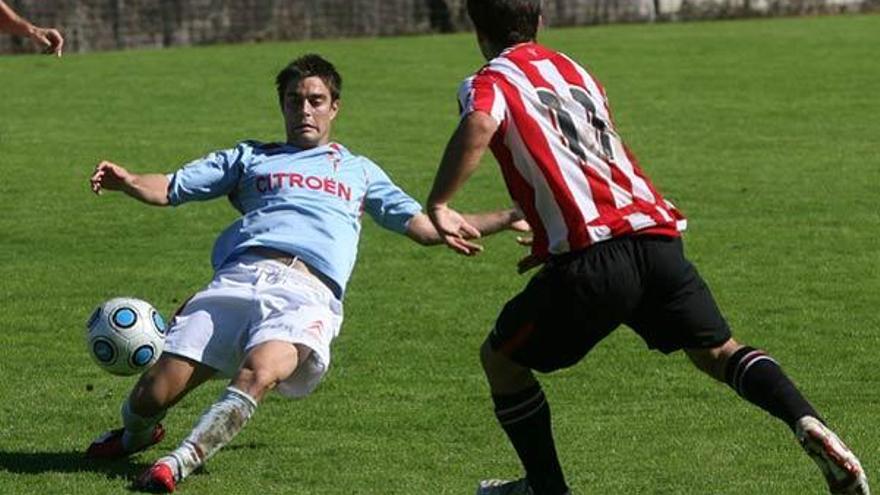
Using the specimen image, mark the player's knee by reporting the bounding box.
[129,376,170,417]
[233,367,279,401]
[480,338,533,389]
[479,338,504,374]
[479,339,491,366]
[685,338,741,380]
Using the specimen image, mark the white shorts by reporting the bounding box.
[164,254,343,398]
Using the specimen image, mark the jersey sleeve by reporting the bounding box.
[458,73,507,125]
[166,144,247,206]
[362,159,422,234]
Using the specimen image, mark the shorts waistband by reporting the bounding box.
[547,234,679,265]
[243,247,341,298]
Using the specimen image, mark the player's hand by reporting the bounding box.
[28,26,64,57]
[511,224,543,274]
[509,216,531,237]
[428,204,484,256]
[513,218,534,251]
[515,230,533,247]
[90,161,132,195]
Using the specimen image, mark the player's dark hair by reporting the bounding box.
[275,54,342,106]
[467,0,541,48]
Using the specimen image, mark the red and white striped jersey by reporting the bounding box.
[459,42,686,258]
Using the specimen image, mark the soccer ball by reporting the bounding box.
[85,297,167,376]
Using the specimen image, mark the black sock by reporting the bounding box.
[492,383,568,495]
[724,346,821,430]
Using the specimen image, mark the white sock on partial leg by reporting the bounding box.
[165,386,258,481]
[121,398,165,452]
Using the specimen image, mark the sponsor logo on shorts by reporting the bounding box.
[305,320,325,339]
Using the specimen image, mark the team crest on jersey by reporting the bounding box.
[328,153,341,173]
[327,143,344,173]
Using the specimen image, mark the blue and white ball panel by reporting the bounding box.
[91,338,117,364]
[152,311,167,335]
[86,307,102,329]
[112,307,138,329]
[131,345,155,367]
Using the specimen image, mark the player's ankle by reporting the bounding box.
[157,454,184,482]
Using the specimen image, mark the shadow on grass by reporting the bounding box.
[0,450,151,481]
[0,443,267,491]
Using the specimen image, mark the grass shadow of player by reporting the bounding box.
[0,450,152,481]
[0,443,267,489]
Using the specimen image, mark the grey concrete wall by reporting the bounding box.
[1,0,875,54]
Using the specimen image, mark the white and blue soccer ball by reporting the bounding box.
[85,297,167,376]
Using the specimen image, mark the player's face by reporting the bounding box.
[283,76,339,149]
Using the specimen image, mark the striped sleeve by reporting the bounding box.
[457,73,507,124]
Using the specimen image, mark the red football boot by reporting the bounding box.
[85,424,165,459]
[135,460,177,493]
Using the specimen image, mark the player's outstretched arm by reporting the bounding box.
[464,209,529,237]
[405,209,528,251]
[0,1,64,56]
[427,111,499,255]
[90,160,170,206]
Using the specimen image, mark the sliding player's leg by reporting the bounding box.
[86,353,217,459]
[136,341,310,493]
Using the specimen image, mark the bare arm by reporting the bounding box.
[426,111,500,255]
[0,1,30,35]
[406,209,527,246]
[90,160,170,206]
[464,209,526,237]
[0,1,64,56]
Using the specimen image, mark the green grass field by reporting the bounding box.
[0,13,877,495]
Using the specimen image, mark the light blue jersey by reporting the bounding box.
[167,141,422,299]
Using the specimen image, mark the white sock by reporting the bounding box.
[165,386,258,481]
[121,398,165,452]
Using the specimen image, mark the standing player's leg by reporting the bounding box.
[686,341,869,495]
[686,338,822,428]
[137,341,310,493]
[86,353,217,459]
[477,241,639,495]
[479,340,568,495]
[632,237,868,494]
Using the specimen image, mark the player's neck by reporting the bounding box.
[285,139,330,150]
[483,40,536,60]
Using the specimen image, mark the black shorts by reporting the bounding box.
[490,235,731,373]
